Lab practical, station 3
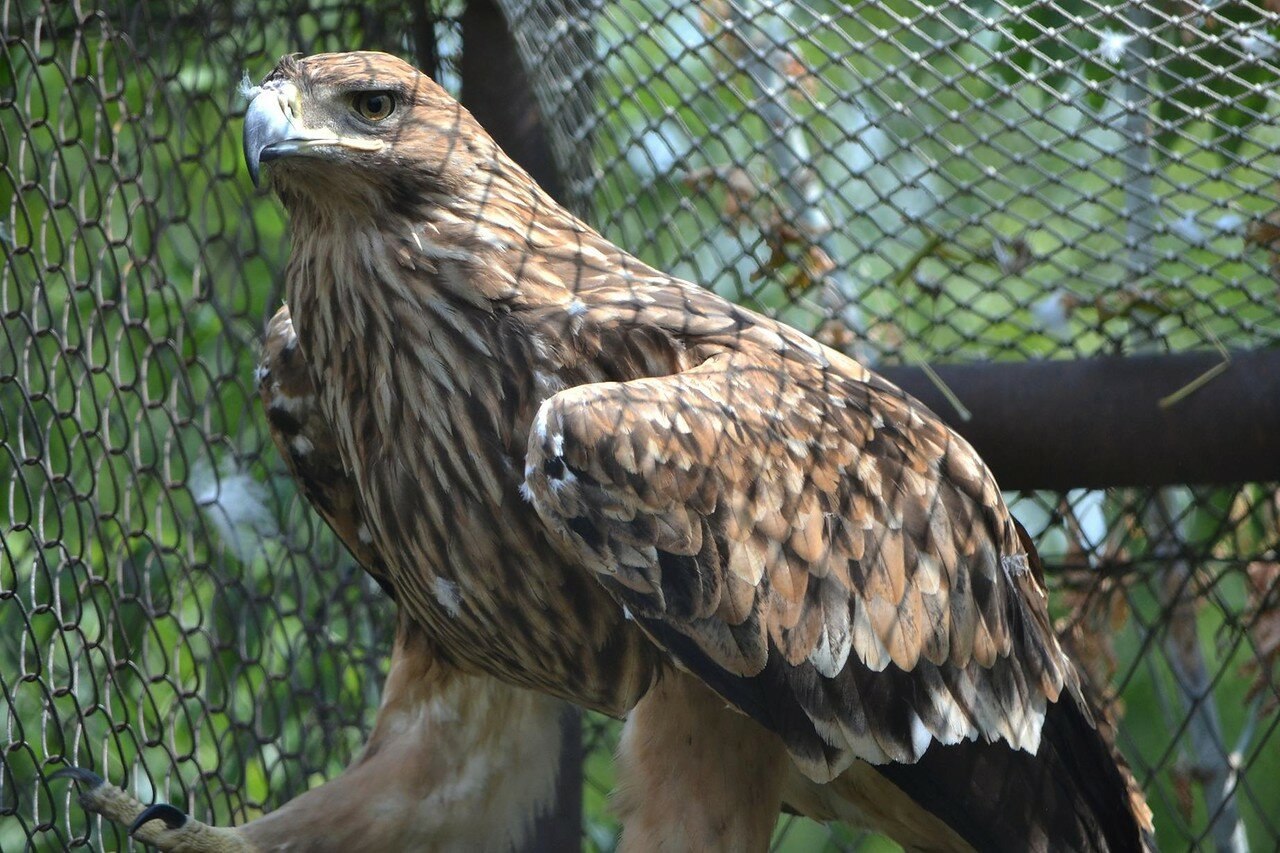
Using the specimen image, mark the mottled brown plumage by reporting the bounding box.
[231,50,1156,851]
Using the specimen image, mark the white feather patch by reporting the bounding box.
[191,459,278,561]
[909,712,933,760]
[433,577,462,617]
[269,392,309,416]
[808,620,853,678]
[1001,553,1031,578]
[237,71,262,102]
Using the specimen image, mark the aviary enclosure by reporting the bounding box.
[2,0,1278,849]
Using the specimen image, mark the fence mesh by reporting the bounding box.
[2,0,1278,850]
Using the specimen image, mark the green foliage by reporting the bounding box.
[985,0,1280,158]
[589,0,1280,366]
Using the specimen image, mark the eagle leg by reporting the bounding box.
[613,670,789,853]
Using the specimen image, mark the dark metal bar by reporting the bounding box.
[879,348,1280,491]
[523,707,585,852]
[461,0,565,201]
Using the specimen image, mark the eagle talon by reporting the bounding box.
[49,766,107,790]
[131,802,190,833]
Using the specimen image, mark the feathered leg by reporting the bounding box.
[613,670,788,853]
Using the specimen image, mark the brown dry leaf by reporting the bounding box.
[683,167,764,228]
[869,321,905,352]
[721,169,762,223]
[782,51,818,96]
[1090,288,1178,325]
[816,319,856,351]
[1241,561,1280,712]
[1058,573,1129,722]
[1245,219,1280,252]
[752,223,834,292]
[992,237,1034,275]
[795,244,835,291]
[697,1,747,62]
[1246,215,1280,284]
[1170,766,1196,823]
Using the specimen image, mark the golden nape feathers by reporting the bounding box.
[65,50,1152,853]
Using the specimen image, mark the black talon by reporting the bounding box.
[49,767,106,789]
[131,803,189,833]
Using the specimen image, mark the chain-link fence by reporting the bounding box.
[3,0,1278,850]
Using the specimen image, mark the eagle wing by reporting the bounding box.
[524,345,1078,783]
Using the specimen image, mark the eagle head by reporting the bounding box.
[243,51,486,212]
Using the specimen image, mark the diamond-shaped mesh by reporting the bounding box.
[2,1,1277,851]
[508,0,1280,367]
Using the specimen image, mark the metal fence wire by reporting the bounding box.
[2,0,1278,850]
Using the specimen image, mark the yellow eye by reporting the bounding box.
[353,91,395,121]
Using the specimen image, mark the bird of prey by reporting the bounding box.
[67,50,1153,852]
[56,308,572,852]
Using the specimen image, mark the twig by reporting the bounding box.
[1152,492,1249,853]
[1099,3,1251,845]
[887,231,944,292]
[1108,4,1249,846]
[1116,5,1158,295]
[910,351,972,423]
[1159,334,1231,409]
[1232,696,1263,757]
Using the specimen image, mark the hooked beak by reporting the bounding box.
[242,83,383,187]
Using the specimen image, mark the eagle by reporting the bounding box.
[62,50,1154,851]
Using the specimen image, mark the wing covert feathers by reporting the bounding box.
[525,348,1075,782]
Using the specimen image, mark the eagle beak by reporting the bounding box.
[243,83,383,187]
[243,85,301,188]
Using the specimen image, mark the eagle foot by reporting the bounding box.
[53,767,253,852]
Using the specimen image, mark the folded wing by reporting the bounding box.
[524,348,1078,782]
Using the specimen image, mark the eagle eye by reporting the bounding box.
[353,91,396,122]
